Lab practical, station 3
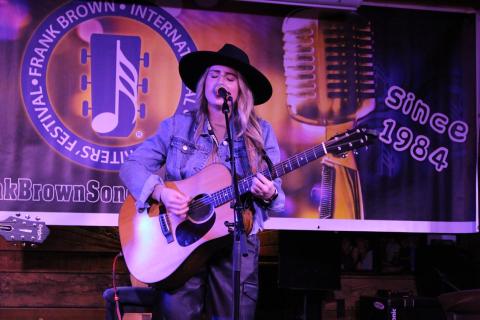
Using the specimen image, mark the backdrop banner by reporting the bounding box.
[0,0,477,232]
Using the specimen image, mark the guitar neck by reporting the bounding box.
[211,143,327,207]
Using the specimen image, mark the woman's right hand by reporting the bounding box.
[153,184,190,218]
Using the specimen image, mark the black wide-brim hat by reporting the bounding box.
[179,43,272,105]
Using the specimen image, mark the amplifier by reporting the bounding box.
[358,294,446,320]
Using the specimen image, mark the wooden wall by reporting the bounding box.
[0,228,280,320]
[0,226,130,320]
[0,228,421,320]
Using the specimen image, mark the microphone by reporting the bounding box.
[216,86,231,100]
[216,85,232,113]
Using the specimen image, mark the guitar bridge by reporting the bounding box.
[159,213,173,243]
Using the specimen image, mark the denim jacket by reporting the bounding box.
[119,111,285,234]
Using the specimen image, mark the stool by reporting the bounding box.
[103,286,156,320]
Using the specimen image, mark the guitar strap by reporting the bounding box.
[206,118,220,147]
[261,149,276,180]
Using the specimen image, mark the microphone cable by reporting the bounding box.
[112,251,123,320]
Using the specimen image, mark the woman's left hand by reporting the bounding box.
[250,173,276,201]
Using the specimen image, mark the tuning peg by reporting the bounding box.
[35,216,41,221]
[25,214,31,219]
[15,213,21,217]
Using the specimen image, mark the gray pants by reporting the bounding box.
[152,234,260,320]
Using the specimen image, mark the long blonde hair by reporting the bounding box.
[194,68,264,172]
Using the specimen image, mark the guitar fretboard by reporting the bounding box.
[210,143,328,208]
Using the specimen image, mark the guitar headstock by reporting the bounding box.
[326,127,378,156]
[0,214,50,245]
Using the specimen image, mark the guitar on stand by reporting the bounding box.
[119,127,378,287]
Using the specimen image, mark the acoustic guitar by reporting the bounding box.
[119,127,377,287]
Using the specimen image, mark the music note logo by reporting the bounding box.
[81,34,149,137]
[21,2,196,170]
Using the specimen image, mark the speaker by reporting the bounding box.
[358,295,446,320]
[278,231,341,290]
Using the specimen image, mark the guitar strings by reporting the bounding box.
[184,135,361,212]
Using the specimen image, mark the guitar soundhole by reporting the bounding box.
[176,194,216,247]
[187,194,214,224]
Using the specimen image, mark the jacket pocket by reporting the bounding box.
[166,136,196,180]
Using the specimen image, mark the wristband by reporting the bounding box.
[264,188,278,204]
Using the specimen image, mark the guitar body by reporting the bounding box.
[119,163,234,287]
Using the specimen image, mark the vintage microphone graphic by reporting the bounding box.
[282,9,375,126]
[282,9,375,219]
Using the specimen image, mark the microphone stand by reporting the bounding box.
[221,94,248,320]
